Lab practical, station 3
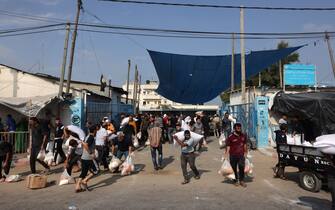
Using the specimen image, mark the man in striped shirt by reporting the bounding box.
[148,122,163,170]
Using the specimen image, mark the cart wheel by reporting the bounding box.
[299,171,322,192]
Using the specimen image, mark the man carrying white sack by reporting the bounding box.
[225,123,248,188]
[173,130,200,185]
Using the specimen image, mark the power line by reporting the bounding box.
[0,9,66,23]
[99,0,335,11]
[0,23,65,34]
[0,28,63,38]
[77,28,334,40]
[77,22,335,37]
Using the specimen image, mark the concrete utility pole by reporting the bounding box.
[58,23,71,98]
[66,0,82,94]
[240,7,246,103]
[126,59,131,104]
[231,33,235,93]
[137,74,141,112]
[325,31,335,77]
[258,72,261,87]
[279,60,283,88]
[133,65,138,113]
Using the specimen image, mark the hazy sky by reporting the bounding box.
[1,0,335,105]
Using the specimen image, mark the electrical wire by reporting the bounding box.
[99,0,335,11]
[77,28,335,40]
[0,23,65,34]
[0,28,63,38]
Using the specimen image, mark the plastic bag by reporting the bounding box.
[5,175,22,182]
[44,152,54,166]
[121,156,134,176]
[59,170,75,186]
[219,134,226,147]
[46,141,54,152]
[109,156,122,172]
[145,140,150,146]
[218,159,233,176]
[133,135,139,148]
[37,150,46,161]
[244,158,251,173]
[136,132,142,140]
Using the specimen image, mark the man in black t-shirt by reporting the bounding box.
[274,124,288,179]
[53,118,66,164]
[112,131,133,160]
[0,139,13,182]
[29,117,50,174]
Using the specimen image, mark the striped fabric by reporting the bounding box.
[148,127,162,147]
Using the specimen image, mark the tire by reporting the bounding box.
[299,171,322,192]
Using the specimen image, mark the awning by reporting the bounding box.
[0,94,60,117]
[148,46,302,104]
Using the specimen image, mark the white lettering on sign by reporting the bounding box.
[294,156,298,161]
[280,153,284,158]
[314,159,320,164]
[304,157,308,162]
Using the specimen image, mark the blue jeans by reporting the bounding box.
[116,150,129,160]
[150,144,163,168]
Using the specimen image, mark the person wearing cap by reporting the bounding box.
[173,130,200,184]
[225,123,248,187]
[53,118,66,165]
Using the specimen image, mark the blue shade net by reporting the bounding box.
[148,46,302,104]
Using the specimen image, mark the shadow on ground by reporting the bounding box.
[297,196,332,210]
[89,164,145,190]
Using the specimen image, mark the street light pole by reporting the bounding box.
[240,7,246,103]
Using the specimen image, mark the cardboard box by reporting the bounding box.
[26,174,47,189]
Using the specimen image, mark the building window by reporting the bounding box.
[143,101,146,105]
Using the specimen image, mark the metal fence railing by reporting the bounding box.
[228,103,256,140]
[0,131,29,154]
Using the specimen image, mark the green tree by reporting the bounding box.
[247,41,300,88]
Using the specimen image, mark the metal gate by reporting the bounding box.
[86,102,133,124]
[228,103,256,145]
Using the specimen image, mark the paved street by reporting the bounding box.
[0,136,332,210]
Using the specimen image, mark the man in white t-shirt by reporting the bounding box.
[95,123,108,171]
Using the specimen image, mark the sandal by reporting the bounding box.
[75,188,86,193]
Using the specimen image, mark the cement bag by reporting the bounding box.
[44,152,54,166]
[120,117,129,128]
[219,134,226,147]
[109,156,122,172]
[318,146,335,155]
[174,131,203,146]
[218,159,233,176]
[59,169,75,186]
[37,150,46,161]
[133,135,139,148]
[121,156,134,176]
[316,134,335,144]
[5,175,22,183]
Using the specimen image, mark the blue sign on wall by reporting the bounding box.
[284,64,316,86]
[69,97,84,128]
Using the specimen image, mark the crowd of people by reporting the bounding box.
[0,111,248,190]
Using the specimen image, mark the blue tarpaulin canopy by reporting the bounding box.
[148,46,302,104]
